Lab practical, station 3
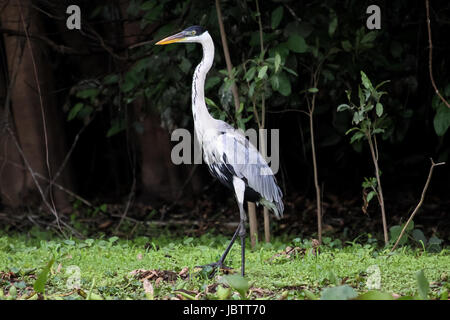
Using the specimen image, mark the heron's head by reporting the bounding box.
[156,26,207,45]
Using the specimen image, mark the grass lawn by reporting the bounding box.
[0,231,448,300]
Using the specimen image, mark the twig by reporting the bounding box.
[0,156,93,207]
[115,175,136,232]
[215,0,240,112]
[425,0,450,108]
[367,131,388,245]
[255,0,270,243]
[305,65,323,245]
[0,28,87,55]
[44,114,96,197]
[6,127,71,236]
[391,159,445,251]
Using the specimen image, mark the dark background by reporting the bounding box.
[0,0,448,243]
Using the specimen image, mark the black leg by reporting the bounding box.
[218,224,240,263]
[196,222,241,278]
[239,220,246,276]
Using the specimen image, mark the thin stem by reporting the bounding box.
[309,93,322,244]
[255,0,270,243]
[215,0,240,112]
[391,159,445,251]
[425,0,450,108]
[255,0,264,53]
[367,132,388,245]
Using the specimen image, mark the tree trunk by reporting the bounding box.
[0,1,72,212]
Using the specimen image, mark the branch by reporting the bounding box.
[425,0,450,108]
[391,158,445,251]
[215,0,240,112]
[0,28,88,55]
[0,156,93,208]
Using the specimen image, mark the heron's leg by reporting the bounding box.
[233,177,247,277]
[217,225,240,263]
[195,220,242,278]
[196,177,247,278]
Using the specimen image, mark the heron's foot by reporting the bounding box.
[195,261,233,279]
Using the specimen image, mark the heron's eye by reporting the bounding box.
[191,30,196,35]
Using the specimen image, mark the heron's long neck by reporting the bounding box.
[192,32,215,127]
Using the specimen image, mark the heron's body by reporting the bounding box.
[156,26,283,276]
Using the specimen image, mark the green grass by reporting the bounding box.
[0,232,448,300]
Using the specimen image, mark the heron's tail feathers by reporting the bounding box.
[258,198,284,220]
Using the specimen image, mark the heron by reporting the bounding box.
[155,26,284,277]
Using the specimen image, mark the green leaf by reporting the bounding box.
[367,190,377,203]
[337,104,350,112]
[271,6,284,29]
[427,236,443,252]
[258,65,268,79]
[140,1,155,10]
[205,76,221,91]
[308,88,319,93]
[103,74,119,85]
[287,34,308,53]
[352,111,364,125]
[360,71,373,91]
[205,97,218,108]
[389,225,407,245]
[433,104,450,136]
[361,31,377,44]
[270,75,280,91]
[221,275,249,299]
[375,80,391,90]
[405,220,414,232]
[358,86,365,107]
[245,67,256,82]
[106,119,126,138]
[350,131,365,144]
[345,127,360,135]
[179,57,192,74]
[274,53,281,73]
[282,66,298,77]
[302,289,318,300]
[328,15,338,37]
[411,229,427,247]
[76,88,100,99]
[416,270,429,300]
[372,128,385,134]
[277,72,291,96]
[357,291,394,300]
[248,82,256,98]
[237,102,244,115]
[376,103,383,117]
[68,103,84,121]
[320,285,358,300]
[109,236,119,243]
[216,285,232,300]
[34,258,55,294]
[341,40,352,52]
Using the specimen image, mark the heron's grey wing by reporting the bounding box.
[212,129,284,218]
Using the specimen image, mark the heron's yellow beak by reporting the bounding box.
[155,31,186,45]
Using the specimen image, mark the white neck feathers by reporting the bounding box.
[192,32,215,129]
